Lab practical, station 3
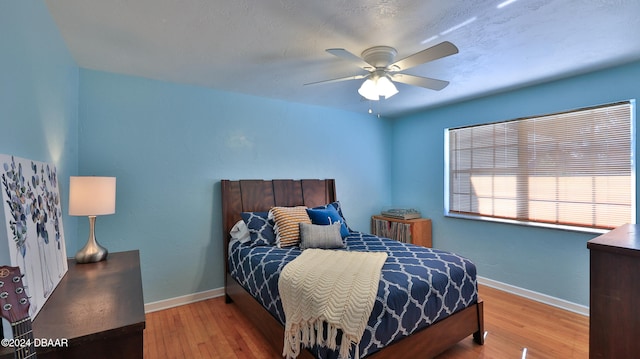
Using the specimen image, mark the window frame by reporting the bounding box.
[444,100,636,234]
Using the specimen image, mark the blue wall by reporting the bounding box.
[391,60,640,306]
[0,0,79,263]
[5,0,640,308]
[78,69,392,303]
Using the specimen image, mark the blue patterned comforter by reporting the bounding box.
[228,231,478,358]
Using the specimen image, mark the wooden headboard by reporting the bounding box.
[220,179,336,268]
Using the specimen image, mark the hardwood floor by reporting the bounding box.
[143,285,588,358]
[436,286,588,359]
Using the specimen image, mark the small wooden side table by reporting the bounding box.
[371,215,432,248]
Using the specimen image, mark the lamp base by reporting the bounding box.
[75,216,109,264]
[75,242,108,264]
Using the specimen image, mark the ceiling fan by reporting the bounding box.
[305,41,458,101]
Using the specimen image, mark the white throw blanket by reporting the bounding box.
[279,249,388,359]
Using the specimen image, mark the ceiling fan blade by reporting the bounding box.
[389,41,458,71]
[326,48,375,70]
[304,74,368,86]
[391,73,450,91]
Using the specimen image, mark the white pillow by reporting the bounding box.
[230,220,251,244]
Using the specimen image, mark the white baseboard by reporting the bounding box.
[144,278,590,317]
[478,276,589,317]
[144,287,225,313]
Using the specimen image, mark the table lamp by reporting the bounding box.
[69,176,116,264]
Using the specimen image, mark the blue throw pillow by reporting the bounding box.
[241,212,276,246]
[312,201,351,229]
[306,204,350,238]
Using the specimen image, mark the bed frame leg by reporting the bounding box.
[472,298,485,345]
[225,293,233,304]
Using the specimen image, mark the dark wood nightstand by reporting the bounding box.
[0,250,145,359]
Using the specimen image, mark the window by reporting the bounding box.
[445,101,635,232]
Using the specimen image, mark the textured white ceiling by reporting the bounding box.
[44,0,640,118]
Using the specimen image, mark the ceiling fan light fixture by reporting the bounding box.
[358,78,380,101]
[377,75,398,99]
[358,74,398,101]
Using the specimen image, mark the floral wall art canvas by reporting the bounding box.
[0,154,68,318]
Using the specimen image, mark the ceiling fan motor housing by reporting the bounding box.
[361,46,397,68]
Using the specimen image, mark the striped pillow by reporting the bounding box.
[269,206,311,248]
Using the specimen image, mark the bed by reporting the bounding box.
[221,179,484,358]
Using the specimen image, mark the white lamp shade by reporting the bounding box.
[358,78,380,101]
[377,76,398,99]
[69,176,116,216]
[358,75,398,101]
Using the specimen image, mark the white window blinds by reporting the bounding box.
[446,101,634,230]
